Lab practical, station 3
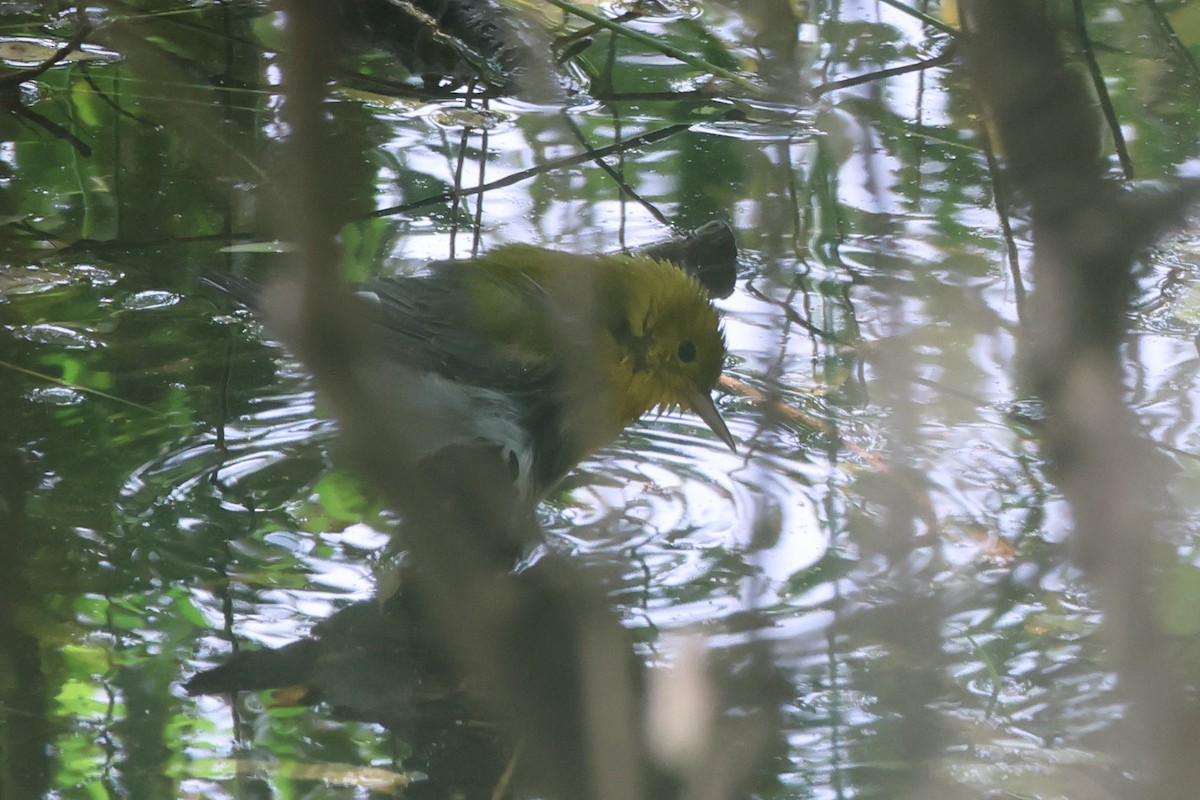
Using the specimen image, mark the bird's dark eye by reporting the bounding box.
[677,340,697,363]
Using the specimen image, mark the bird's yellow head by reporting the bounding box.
[460,245,735,454]
[603,255,735,451]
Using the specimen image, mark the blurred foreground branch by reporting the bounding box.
[960,2,1200,797]
[265,2,774,798]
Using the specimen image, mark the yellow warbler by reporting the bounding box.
[216,244,734,501]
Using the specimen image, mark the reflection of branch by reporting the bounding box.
[80,69,160,128]
[0,359,159,415]
[877,0,958,37]
[1070,0,1134,179]
[551,9,641,61]
[810,45,956,98]
[746,280,843,343]
[562,114,670,227]
[0,23,93,87]
[6,102,92,157]
[0,23,95,157]
[977,118,1026,324]
[368,121,691,217]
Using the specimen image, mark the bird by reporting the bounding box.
[209,244,735,504]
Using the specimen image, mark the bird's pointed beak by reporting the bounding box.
[686,388,736,453]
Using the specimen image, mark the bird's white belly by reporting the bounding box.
[365,363,536,496]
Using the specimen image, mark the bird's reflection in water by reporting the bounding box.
[186,573,510,798]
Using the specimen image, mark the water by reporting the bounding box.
[2,1,1199,798]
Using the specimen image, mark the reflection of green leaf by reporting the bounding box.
[225,570,310,589]
[251,13,286,51]
[165,384,194,426]
[70,79,102,127]
[1169,3,1200,47]
[58,355,81,386]
[1157,563,1200,636]
[340,220,385,284]
[55,678,112,716]
[2,358,158,414]
[784,550,854,597]
[169,591,209,628]
[61,643,112,673]
[314,470,370,523]
[40,353,112,391]
[56,728,112,796]
[295,478,394,534]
